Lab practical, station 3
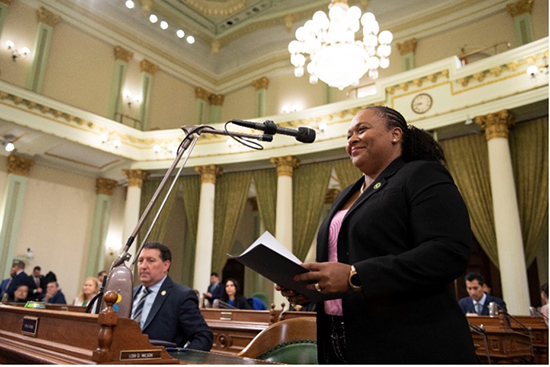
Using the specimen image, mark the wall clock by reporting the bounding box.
[411,93,433,114]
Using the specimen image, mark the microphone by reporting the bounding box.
[181,125,273,142]
[230,119,316,143]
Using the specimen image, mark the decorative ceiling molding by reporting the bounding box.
[183,0,247,17]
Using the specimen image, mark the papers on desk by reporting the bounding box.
[228,231,334,303]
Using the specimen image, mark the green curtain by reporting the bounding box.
[510,116,549,266]
[138,177,180,245]
[334,158,362,189]
[440,134,499,267]
[293,161,333,261]
[181,175,202,239]
[212,171,252,274]
[252,169,277,235]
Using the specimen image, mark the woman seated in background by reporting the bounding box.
[73,277,99,306]
[221,278,251,310]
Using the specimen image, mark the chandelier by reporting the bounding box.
[288,0,392,90]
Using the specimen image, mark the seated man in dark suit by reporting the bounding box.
[132,242,213,350]
[458,272,507,315]
[44,281,67,304]
[6,260,32,302]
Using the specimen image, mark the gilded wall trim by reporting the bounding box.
[195,87,211,101]
[209,94,224,106]
[38,6,61,27]
[325,188,341,204]
[252,76,269,90]
[96,178,117,195]
[140,59,159,75]
[506,0,534,17]
[8,155,34,177]
[270,156,299,177]
[474,109,515,140]
[183,0,246,17]
[114,46,133,63]
[123,169,150,188]
[195,164,222,184]
[397,39,418,55]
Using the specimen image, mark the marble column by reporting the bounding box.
[108,46,133,121]
[85,178,117,277]
[138,59,159,131]
[397,38,417,71]
[194,87,210,125]
[0,155,34,279]
[193,165,222,293]
[122,169,149,261]
[26,7,60,93]
[208,94,224,124]
[270,155,299,307]
[252,77,269,118]
[507,0,535,46]
[475,109,530,315]
[0,0,13,40]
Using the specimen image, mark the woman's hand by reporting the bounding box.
[298,262,352,295]
[275,284,310,304]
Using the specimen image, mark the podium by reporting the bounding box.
[0,292,177,364]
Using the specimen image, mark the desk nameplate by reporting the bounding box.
[21,316,39,337]
[120,349,162,361]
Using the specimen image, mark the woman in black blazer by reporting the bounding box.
[282,106,477,364]
[221,278,251,310]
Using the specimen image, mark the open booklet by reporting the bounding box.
[228,231,335,303]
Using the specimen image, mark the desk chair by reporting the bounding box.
[238,317,317,364]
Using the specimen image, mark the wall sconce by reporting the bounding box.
[100,134,121,149]
[6,40,29,62]
[26,248,34,260]
[123,91,142,108]
[1,134,16,152]
[526,64,548,82]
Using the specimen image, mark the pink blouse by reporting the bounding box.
[324,209,348,316]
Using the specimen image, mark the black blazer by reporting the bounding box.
[6,271,31,302]
[133,276,213,350]
[316,157,477,364]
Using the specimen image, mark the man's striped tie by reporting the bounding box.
[132,287,151,325]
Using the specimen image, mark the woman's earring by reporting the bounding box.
[392,139,397,142]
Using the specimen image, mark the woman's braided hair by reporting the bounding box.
[367,106,445,163]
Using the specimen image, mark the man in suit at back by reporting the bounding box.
[458,272,507,315]
[203,272,223,306]
[28,266,45,301]
[6,260,32,302]
[132,242,213,350]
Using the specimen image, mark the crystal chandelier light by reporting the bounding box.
[288,0,392,90]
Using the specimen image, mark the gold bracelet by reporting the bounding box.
[348,265,363,291]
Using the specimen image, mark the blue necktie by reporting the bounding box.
[475,302,483,315]
[132,287,151,324]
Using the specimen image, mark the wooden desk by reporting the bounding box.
[509,315,548,364]
[467,315,534,363]
[200,307,315,355]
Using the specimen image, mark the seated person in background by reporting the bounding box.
[14,284,29,302]
[203,272,223,306]
[221,278,251,310]
[44,281,67,304]
[97,270,107,284]
[541,283,548,325]
[73,277,99,306]
[132,242,212,350]
[458,272,506,315]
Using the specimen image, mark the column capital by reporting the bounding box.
[507,0,534,17]
[252,76,269,91]
[140,59,159,75]
[283,14,296,33]
[37,6,61,27]
[195,87,211,101]
[96,178,118,195]
[123,169,150,188]
[195,165,223,184]
[474,109,516,140]
[397,38,417,55]
[0,0,13,6]
[270,156,300,177]
[114,46,133,63]
[7,155,34,177]
[211,40,221,54]
[209,94,224,106]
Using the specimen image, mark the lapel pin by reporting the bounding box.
[373,182,381,189]
[161,290,166,296]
